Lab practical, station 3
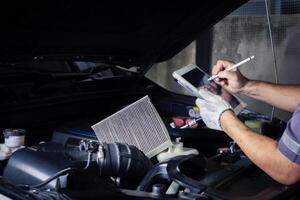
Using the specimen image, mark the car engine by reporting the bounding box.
[0,88,297,200]
[0,110,298,200]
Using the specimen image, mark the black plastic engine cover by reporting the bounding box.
[3,143,73,189]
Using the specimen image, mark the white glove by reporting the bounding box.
[196,89,233,131]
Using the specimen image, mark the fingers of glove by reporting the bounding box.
[196,99,218,114]
[214,95,228,104]
[196,98,216,112]
[198,88,217,101]
[195,98,207,108]
[200,88,228,105]
[199,108,211,122]
[205,91,231,106]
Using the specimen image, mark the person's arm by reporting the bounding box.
[240,81,300,112]
[212,60,300,112]
[196,59,300,185]
[220,111,300,185]
[196,91,300,185]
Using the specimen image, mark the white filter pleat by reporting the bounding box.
[91,95,172,158]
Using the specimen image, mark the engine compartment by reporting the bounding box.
[0,76,298,200]
[0,124,294,200]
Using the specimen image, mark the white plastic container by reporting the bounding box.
[0,129,27,160]
[5,135,25,148]
[157,138,199,162]
[3,129,26,148]
[0,144,12,160]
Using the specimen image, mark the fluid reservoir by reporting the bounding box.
[0,144,11,160]
[244,120,263,134]
[156,138,199,162]
[0,129,26,160]
[3,129,26,148]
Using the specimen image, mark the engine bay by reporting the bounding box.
[0,89,298,200]
[0,74,297,200]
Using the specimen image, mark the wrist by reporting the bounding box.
[219,110,236,131]
[239,79,255,95]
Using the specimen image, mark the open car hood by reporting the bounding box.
[0,1,248,67]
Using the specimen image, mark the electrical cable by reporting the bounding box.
[265,0,279,121]
[19,152,93,189]
[32,167,75,189]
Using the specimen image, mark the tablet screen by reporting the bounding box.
[181,67,210,88]
[181,67,244,112]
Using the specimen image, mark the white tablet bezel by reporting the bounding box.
[172,64,205,98]
[172,64,247,114]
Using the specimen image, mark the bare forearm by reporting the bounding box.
[220,111,300,185]
[240,80,300,112]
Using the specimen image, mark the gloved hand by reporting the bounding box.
[196,89,233,131]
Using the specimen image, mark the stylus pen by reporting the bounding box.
[207,55,255,81]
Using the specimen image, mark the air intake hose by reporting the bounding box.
[97,143,153,183]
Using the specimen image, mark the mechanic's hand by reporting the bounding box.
[212,60,249,94]
[196,89,233,131]
[204,81,233,103]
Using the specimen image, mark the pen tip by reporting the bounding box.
[250,55,255,59]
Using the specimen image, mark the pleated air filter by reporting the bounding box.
[91,95,172,158]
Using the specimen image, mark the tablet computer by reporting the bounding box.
[172,64,246,114]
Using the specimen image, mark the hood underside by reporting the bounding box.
[0,1,248,67]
